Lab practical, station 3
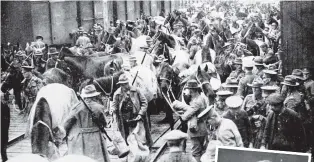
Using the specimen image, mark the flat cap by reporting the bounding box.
[164,130,188,141]
[266,93,285,105]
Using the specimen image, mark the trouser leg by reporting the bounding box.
[190,136,206,162]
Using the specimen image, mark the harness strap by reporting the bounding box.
[93,77,113,96]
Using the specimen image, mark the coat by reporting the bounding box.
[284,91,310,123]
[261,108,307,152]
[63,101,110,162]
[237,72,256,98]
[112,86,153,147]
[304,79,314,98]
[223,110,252,147]
[180,93,208,137]
[241,94,267,117]
[250,117,266,149]
[46,58,56,71]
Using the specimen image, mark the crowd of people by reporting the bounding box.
[1,1,314,162]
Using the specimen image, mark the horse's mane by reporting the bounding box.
[93,71,124,94]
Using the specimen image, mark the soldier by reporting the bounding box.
[33,49,46,74]
[76,32,91,49]
[21,66,43,115]
[228,58,245,82]
[250,115,266,149]
[214,90,233,116]
[93,25,105,51]
[59,85,110,162]
[242,78,266,117]
[111,74,153,147]
[31,35,46,53]
[129,56,138,69]
[237,62,257,98]
[173,79,208,162]
[252,56,266,79]
[261,86,278,115]
[188,29,202,60]
[221,77,239,95]
[157,130,196,162]
[45,47,59,71]
[261,93,306,152]
[223,96,252,148]
[291,69,307,99]
[303,68,314,99]
[206,108,243,147]
[262,68,279,89]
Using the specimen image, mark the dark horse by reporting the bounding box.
[156,62,181,129]
[56,47,123,91]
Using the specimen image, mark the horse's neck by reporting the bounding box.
[64,56,88,73]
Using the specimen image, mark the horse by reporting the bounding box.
[56,47,124,91]
[42,68,72,88]
[156,62,181,129]
[28,83,80,160]
[181,64,216,104]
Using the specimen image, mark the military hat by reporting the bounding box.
[155,55,168,63]
[34,49,43,56]
[81,85,101,98]
[129,56,137,61]
[266,93,285,105]
[48,47,59,55]
[222,42,232,49]
[247,78,264,88]
[222,78,239,88]
[190,23,199,28]
[117,74,130,84]
[78,27,85,32]
[198,105,214,119]
[302,68,310,74]
[16,51,26,57]
[253,56,264,66]
[261,86,278,92]
[21,66,34,71]
[216,90,233,96]
[184,79,201,89]
[263,69,277,75]
[36,36,44,40]
[233,58,242,65]
[164,130,188,141]
[291,69,305,80]
[225,96,243,108]
[281,75,299,86]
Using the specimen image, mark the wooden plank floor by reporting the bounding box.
[2,113,176,162]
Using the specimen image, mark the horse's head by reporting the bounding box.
[199,19,210,36]
[104,60,122,76]
[158,62,176,93]
[196,65,216,103]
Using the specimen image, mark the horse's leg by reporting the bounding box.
[31,98,52,157]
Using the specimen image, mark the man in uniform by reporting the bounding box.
[31,36,46,53]
[33,49,46,74]
[46,47,59,70]
[228,58,245,82]
[129,56,138,69]
[223,96,252,148]
[253,56,266,79]
[76,32,91,49]
[172,79,208,162]
[261,93,306,152]
[111,74,153,147]
[21,66,43,115]
[242,78,266,117]
[303,68,314,99]
[221,77,239,95]
[214,90,233,116]
[157,130,196,162]
[237,62,257,98]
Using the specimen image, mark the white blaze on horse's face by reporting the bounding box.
[183,88,190,96]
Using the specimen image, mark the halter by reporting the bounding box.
[196,73,211,93]
[200,22,209,35]
[93,76,113,97]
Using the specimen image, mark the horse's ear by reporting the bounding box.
[197,66,201,74]
[204,64,208,72]
[110,61,114,67]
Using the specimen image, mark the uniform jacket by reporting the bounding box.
[112,86,153,146]
[242,94,267,117]
[237,72,256,98]
[261,108,306,152]
[76,36,91,48]
[63,101,110,162]
[250,117,266,149]
[181,94,208,137]
[304,79,314,98]
[284,90,309,123]
[228,68,245,82]
[22,76,43,102]
[46,58,57,71]
[215,118,243,147]
[223,110,252,147]
[253,68,265,79]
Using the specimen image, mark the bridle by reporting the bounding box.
[196,72,211,94]
[93,76,114,97]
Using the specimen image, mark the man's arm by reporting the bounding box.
[137,88,148,116]
[230,120,244,147]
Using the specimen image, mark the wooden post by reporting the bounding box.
[102,0,109,30]
[143,0,150,16]
[151,1,158,16]
[117,0,126,21]
[126,1,135,21]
